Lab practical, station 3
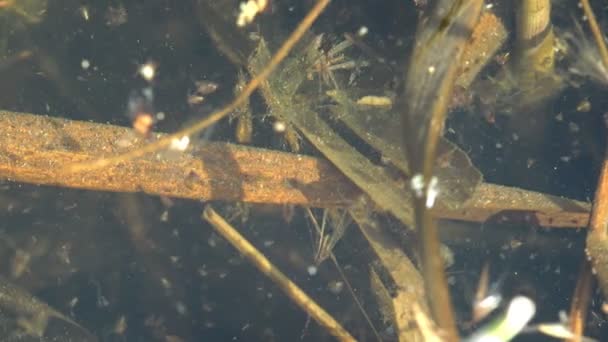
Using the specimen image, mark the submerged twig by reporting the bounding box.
[566,261,593,342]
[579,1,608,333]
[585,125,608,300]
[0,111,591,228]
[202,205,356,342]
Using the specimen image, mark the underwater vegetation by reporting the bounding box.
[1,0,608,341]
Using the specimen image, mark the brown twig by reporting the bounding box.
[202,205,356,342]
[579,124,608,337]
[581,0,608,319]
[0,110,591,228]
[585,135,608,298]
[566,260,593,342]
[401,1,483,338]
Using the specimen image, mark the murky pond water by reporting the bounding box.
[0,0,607,341]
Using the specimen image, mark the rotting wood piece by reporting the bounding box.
[0,110,592,228]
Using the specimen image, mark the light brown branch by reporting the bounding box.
[585,135,608,300]
[0,110,591,228]
[566,261,593,342]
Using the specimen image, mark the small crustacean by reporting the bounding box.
[306,34,358,90]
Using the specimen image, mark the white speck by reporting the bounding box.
[568,122,580,133]
[170,136,190,151]
[97,295,110,308]
[410,174,424,198]
[410,174,439,208]
[426,176,439,209]
[237,0,267,27]
[69,297,79,308]
[160,210,169,222]
[328,281,344,294]
[175,301,188,315]
[161,277,172,289]
[138,61,157,82]
[202,302,214,312]
[357,26,368,37]
[208,235,218,248]
[80,6,90,21]
[81,59,90,70]
[526,158,535,168]
[428,65,436,74]
[440,244,454,267]
[307,265,318,276]
[156,112,165,121]
[273,120,286,133]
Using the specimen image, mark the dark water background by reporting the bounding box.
[0,0,606,341]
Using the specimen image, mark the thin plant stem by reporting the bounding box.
[202,205,356,342]
[402,1,483,340]
[566,260,593,342]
